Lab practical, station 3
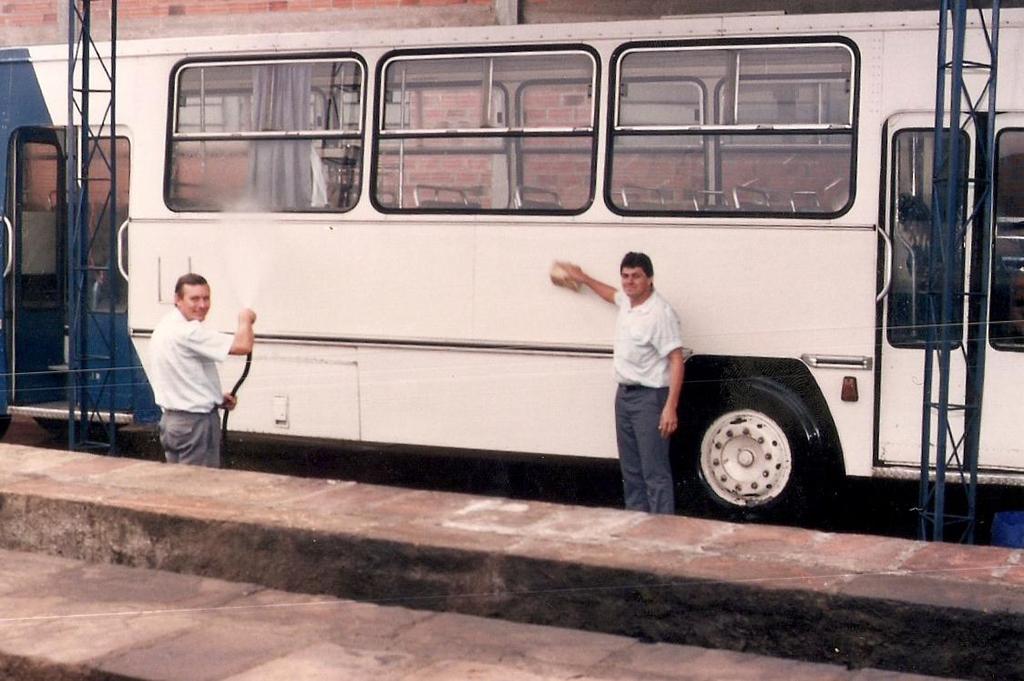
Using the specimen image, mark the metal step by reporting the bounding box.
[873,464,1024,487]
[8,402,133,425]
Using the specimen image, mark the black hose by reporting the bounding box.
[220,351,252,469]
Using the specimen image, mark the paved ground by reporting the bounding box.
[0,444,1020,679]
[0,547,960,681]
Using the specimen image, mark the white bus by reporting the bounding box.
[2,8,1022,516]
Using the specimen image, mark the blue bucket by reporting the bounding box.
[992,511,1024,548]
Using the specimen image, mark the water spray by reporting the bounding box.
[219,248,265,468]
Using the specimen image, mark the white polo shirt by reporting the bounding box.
[149,309,233,413]
[613,290,683,388]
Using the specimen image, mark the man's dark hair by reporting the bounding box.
[620,252,654,277]
[174,272,209,297]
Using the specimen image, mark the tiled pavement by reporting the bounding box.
[0,445,1019,679]
[0,548,959,681]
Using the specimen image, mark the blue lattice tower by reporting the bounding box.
[66,0,119,454]
[919,0,1000,543]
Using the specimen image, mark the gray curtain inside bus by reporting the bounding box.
[249,63,313,209]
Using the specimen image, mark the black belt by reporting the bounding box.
[619,384,646,392]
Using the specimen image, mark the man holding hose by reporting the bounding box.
[148,273,257,467]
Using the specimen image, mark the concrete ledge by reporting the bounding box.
[0,445,1021,680]
[0,548,957,681]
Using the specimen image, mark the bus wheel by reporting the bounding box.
[698,409,794,511]
[690,383,820,518]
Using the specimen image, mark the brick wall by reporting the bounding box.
[0,1,60,28]
[7,0,1008,47]
[105,0,493,20]
[522,0,1000,23]
[0,0,499,46]
[0,0,491,23]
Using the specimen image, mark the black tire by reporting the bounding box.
[679,378,826,521]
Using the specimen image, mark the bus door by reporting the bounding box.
[80,134,143,418]
[977,115,1024,470]
[4,128,146,422]
[877,112,1024,472]
[5,127,66,407]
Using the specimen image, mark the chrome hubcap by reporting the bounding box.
[699,409,793,507]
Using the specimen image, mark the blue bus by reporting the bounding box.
[0,48,157,437]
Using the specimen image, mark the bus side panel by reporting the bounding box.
[128,218,878,463]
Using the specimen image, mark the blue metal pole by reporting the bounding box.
[106,0,119,453]
[921,0,951,542]
[962,0,1000,544]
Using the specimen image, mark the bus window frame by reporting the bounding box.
[605,36,859,220]
[990,126,1024,352]
[614,76,706,129]
[885,126,969,350]
[512,76,598,212]
[370,45,600,216]
[164,52,368,214]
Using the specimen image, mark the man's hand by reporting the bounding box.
[659,404,678,439]
[221,393,237,411]
[556,261,586,285]
[554,261,617,304]
[239,308,257,325]
[660,349,684,439]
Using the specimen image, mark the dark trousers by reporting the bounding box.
[615,385,675,514]
[159,410,221,468]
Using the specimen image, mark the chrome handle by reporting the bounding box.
[2,215,12,278]
[116,218,129,281]
[876,224,893,303]
[801,353,873,370]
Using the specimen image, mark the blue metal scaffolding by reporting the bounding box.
[919,0,1000,542]
[66,0,119,454]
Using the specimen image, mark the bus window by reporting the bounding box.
[373,49,596,213]
[886,129,967,347]
[167,57,364,212]
[86,137,130,312]
[608,42,855,217]
[990,129,1024,350]
[15,141,62,310]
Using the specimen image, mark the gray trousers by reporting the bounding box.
[159,410,221,468]
[615,385,675,514]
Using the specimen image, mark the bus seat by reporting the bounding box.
[514,186,561,210]
[619,185,670,211]
[414,184,481,209]
[695,189,733,210]
[790,191,821,212]
[792,177,845,212]
[821,177,846,211]
[733,185,771,210]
